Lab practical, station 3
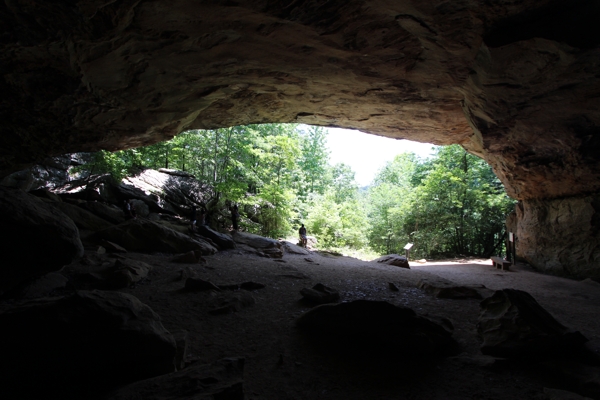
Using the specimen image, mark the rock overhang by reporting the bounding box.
[1,0,599,203]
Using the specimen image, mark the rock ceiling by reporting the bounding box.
[1,0,599,202]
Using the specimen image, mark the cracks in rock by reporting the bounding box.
[395,14,438,36]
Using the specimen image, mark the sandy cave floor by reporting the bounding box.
[65,246,600,400]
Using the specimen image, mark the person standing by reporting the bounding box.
[230,204,239,231]
[190,205,197,231]
[198,205,207,226]
[299,224,307,247]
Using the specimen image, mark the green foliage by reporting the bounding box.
[75,126,514,257]
[367,145,515,259]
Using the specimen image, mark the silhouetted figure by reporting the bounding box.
[190,205,197,231]
[299,224,307,247]
[124,199,136,219]
[198,206,207,226]
[230,204,239,231]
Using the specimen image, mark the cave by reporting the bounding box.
[1,0,599,277]
[1,1,600,399]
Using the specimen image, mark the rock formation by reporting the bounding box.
[0,186,84,292]
[0,290,178,398]
[1,1,599,276]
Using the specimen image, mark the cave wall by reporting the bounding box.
[508,197,600,279]
[1,0,599,276]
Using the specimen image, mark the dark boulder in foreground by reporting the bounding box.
[297,300,457,358]
[372,254,410,269]
[0,186,84,292]
[106,357,245,400]
[0,290,177,399]
[477,289,588,358]
[93,219,217,255]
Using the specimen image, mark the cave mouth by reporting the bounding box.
[39,123,512,262]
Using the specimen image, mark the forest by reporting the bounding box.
[77,124,516,260]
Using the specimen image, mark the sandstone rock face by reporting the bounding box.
[477,289,588,358]
[509,196,600,279]
[1,1,599,276]
[121,169,212,215]
[0,186,84,291]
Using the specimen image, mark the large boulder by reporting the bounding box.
[232,231,283,258]
[49,201,114,231]
[0,186,84,292]
[0,290,177,398]
[197,225,236,250]
[93,219,217,255]
[121,169,213,215]
[477,289,588,358]
[281,240,311,255]
[106,357,245,400]
[80,201,127,224]
[372,254,410,269]
[297,300,457,358]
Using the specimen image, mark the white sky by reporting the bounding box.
[325,127,438,186]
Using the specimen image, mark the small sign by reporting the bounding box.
[404,243,414,250]
[509,232,514,242]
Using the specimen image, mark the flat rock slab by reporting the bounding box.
[372,254,410,269]
[80,201,126,224]
[16,272,68,299]
[417,277,488,299]
[49,201,115,231]
[297,300,457,358]
[281,241,311,255]
[544,387,594,400]
[477,289,588,358]
[106,357,245,400]
[197,225,236,250]
[185,277,221,292]
[208,292,256,315]
[300,283,340,305]
[93,219,217,255]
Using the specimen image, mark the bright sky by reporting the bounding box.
[325,127,438,187]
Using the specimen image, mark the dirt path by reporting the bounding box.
[70,247,600,399]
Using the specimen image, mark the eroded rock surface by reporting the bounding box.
[477,289,588,358]
[507,197,600,279]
